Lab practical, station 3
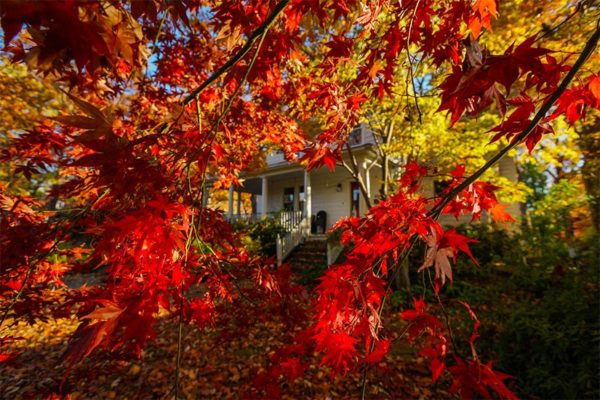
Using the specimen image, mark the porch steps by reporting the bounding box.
[286,235,328,285]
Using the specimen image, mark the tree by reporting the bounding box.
[0,56,68,197]
[1,1,599,398]
[486,0,600,234]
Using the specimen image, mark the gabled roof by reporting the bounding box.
[263,123,376,172]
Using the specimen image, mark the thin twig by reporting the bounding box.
[535,0,586,42]
[426,269,462,358]
[404,0,423,124]
[181,0,291,106]
[0,189,110,330]
[174,288,185,399]
[360,238,417,400]
[430,22,600,217]
[172,204,199,399]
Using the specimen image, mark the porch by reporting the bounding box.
[228,210,305,232]
[219,170,311,265]
[224,169,312,222]
[215,166,366,265]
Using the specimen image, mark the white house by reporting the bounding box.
[210,124,519,264]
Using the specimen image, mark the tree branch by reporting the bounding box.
[345,142,373,208]
[181,0,291,106]
[430,22,600,217]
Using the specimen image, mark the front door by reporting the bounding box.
[350,181,360,217]
[283,187,294,211]
[298,185,305,215]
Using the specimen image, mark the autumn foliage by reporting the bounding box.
[1,0,599,398]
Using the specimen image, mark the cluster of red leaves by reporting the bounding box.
[438,36,600,151]
[254,163,519,397]
[446,301,518,400]
[421,251,517,400]
[552,74,600,123]
[0,0,149,86]
[301,0,503,169]
[437,165,516,223]
[0,187,70,324]
[0,0,598,398]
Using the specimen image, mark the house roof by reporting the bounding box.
[261,123,377,174]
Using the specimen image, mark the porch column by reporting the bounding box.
[236,189,242,216]
[251,194,256,218]
[227,186,234,220]
[304,170,311,218]
[363,160,371,203]
[261,176,268,218]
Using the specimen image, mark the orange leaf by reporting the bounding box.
[82,301,123,321]
[589,76,600,100]
[489,202,516,223]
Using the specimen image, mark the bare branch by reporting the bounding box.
[345,142,373,208]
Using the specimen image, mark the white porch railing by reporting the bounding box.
[276,216,310,266]
[277,210,303,232]
[226,211,303,227]
[226,210,309,265]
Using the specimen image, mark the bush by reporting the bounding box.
[234,218,287,257]
[497,277,599,399]
[437,224,600,399]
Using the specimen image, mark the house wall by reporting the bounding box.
[310,167,356,230]
[266,172,305,213]
[279,167,381,230]
[261,168,357,230]
[255,150,521,231]
[259,161,382,231]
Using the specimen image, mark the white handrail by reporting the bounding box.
[276,216,310,266]
[226,210,303,226]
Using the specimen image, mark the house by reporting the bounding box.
[208,124,519,265]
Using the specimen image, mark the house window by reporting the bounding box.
[434,180,451,198]
[298,185,305,214]
[350,181,360,216]
[283,187,295,211]
[347,126,362,145]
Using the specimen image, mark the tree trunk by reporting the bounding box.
[393,255,411,289]
[380,154,389,200]
[576,117,600,235]
[379,120,394,200]
[343,143,373,209]
[516,163,530,232]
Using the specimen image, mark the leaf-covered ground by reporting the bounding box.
[0,289,457,399]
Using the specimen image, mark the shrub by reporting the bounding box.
[439,224,600,399]
[234,218,287,257]
[497,276,599,399]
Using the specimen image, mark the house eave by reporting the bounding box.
[258,143,377,175]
